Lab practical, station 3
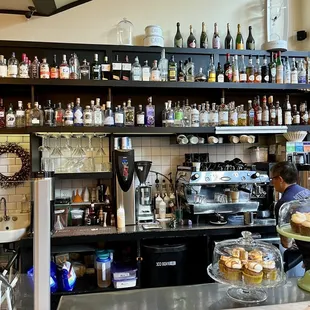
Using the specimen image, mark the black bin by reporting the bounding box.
[142,244,187,287]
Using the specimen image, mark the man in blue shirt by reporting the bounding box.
[271,161,310,270]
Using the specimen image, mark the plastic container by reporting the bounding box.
[95,254,111,288]
[111,263,137,280]
[113,277,137,289]
[249,146,268,162]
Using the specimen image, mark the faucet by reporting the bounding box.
[0,197,9,221]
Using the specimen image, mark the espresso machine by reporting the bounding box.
[134,161,154,223]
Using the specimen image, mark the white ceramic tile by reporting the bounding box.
[161,147,170,156]
[234,145,243,155]
[151,166,162,173]
[160,137,170,146]
[151,156,161,165]
[225,145,234,156]
[142,137,151,147]
[170,147,179,156]
[162,166,172,175]
[150,137,161,147]
[161,156,171,165]
[151,147,161,156]
[216,145,226,155]
[141,147,151,156]
[131,137,142,147]
[178,146,189,156]
[208,146,217,155]
[188,145,198,153]
[216,154,226,162]
[134,147,142,157]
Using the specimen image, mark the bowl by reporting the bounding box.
[145,25,163,37]
[283,131,308,142]
[144,35,164,47]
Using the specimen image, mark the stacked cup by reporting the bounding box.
[144,25,164,47]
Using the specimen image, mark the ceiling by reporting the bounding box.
[0,0,92,16]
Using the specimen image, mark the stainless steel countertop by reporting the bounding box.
[57,279,310,310]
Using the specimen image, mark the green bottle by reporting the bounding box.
[236,24,244,50]
[174,22,183,48]
[200,22,208,48]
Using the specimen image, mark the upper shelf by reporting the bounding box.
[1,78,310,90]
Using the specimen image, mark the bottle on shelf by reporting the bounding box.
[238,104,247,126]
[262,96,269,126]
[74,98,83,126]
[146,96,155,127]
[209,102,219,126]
[190,103,199,127]
[38,104,44,126]
[216,62,224,82]
[0,55,7,78]
[124,99,135,126]
[104,101,114,126]
[112,55,121,80]
[165,100,175,127]
[236,24,244,50]
[224,54,232,82]
[151,60,160,82]
[50,55,59,79]
[6,104,15,128]
[91,54,101,80]
[25,103,31,127]
[168,56,177,82]
[298,59,306,84]
[69,53,80,80]
[178,60,185,82]
[55,103,64,126]
[284,95,292,125]
[208,55,216,82]
[174,101,184,127]
[115,104,124,127]
[158,49,168,81]
[219,98,229,126]
[94,99,103,126]
[187,25,197,48]
[254,96,262,126]
[0,99,5,128]
[182,99,190,127]
[44,100,54,127]
[292,104,300,125]
[19,53,29,78]
[246,55,254,83]
[232,55,239,83]
[300,101,309,125]
[161,101,168,127]
[269,53,277,83]
[254,56,262,83]
[30,102,40,126]
[199,102,208,127]
[229,101,238,126]
[276,52,283,84]
[64,103,74,126]
[212,23,221,49]
[16,101,25,128]
[275,101,282,126]
[40,58,50,79]
[246,26,255,50]
[59,55,70,79]
[8,52,19,78]
[131,56,142,81]
[83,105,93,127]
[200,22,208,48]
[224,23,233,49]
[269,96,276,126]
[80,59,90,80]
[247,100,255,126]
[186,57,195,82]
[195,67,207,82]
[101,56,111,81]
[261,56,269,83]
[30,56,40,79]
[136,105,145,127]
[284,57,291,84]
[239,55,247,83]
[291,58,298,84]
[142,60,151,81]
[174,22,183,48]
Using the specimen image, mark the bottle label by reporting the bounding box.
[225,68,232,81]
[262,110,269,121]
[298,75,306,84]
[16,110,25,116]
[122,63,131,71]
[256,111,262,121]
[40,64,50,79]
[213,38,220,49]
[209,72,216,82]
[291,71,298,84]
[146,107,155,126]
[142,68,150,81]
[104,116,114,126]
[115,113,124,124]
[248,43,255,50]
[50,68,59,79]
[240,73,247,82]
[74,109,83,124]
[229,111,238,125]
[94,111,102,125]
[217,73,224,83]
[0,66,7,77]
[112,63,121,70]
[277,110,283,125]
[113,75,120,80]
[137,114,145,125]
[248,75,254,82]
[293,115,300,124]
[255,75,262,82]
[169,68,177,81]
[60,67,70,79]
[175,39,183,48]
[219,111,229,125]
[102,64,111,72]
[151,71,160,81]
[6,114,15,126]
[32,118,40,125]
[84,112,92,125]
[271,68,276,78]
[271,110,276,119]
[285,111,292,125]
[8,65,18,76]
[189,41,196,48]
[276,67,283,83]
[236,43,244,50]
[264,75,270,82]
[233,71,239,82]
[132,68,141,81]
[175,111,184,121]
[284,72,291,84]
[19,64,29,78]
[0,112,4,118]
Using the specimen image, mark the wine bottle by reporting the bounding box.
[174,22,183,48]
[187,25,196,48]
[224,23,233,49]
[235,24,244,50]
[246,26,255,50]
[212,23,221,49]
[200,22,208,48]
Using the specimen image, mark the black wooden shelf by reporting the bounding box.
[54,172,112,180]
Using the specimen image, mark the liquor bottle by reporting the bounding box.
[246,26,255,50]
[59,55,69,79]
[246,55,255,83]
[236,24,244,50]
[55,103,64,126]
[187,25,197,48]
[83,105,93,127]
[298,59,306,84]
[74,98,83,126]
[40,58,50,79]
[50,55,59,79]
[232,55,239,83]
[275,101,283,126]
[142,60,151,81]
[174,22,183,48]
[80,59,90,80]
[30,103,40,126]
[276,52,283,84]
[121,55,131,81]
[239,55,247,83]
[125,99,135,126]
[44,100,54,126]
[38,105,44,126]
[254,97,262,126]
[270,53,277,83]
[208,56,216,82]
[168,56,177,82]
[292,104,300,125]
[94,100,103,126]
[254,56,262,83]
[212,23,221,49]
[191,104,199,127]
[6,104,15,128]
[199,103,208,127]
[19,54,29,78]
[7,52,19,78]
[284,95,292,125]
[104,101,114,126]
[161,102,169,127]
[186,58,195,82]
[283,57,291,84]
[219,98,229,126]
[209,102,219,126]
[261,56,269,83]
[291,58,298,84]
[16,101,25,128]
[224,23,233,49]
[269,96,276,126]
[183,99,192,127]
[262,96,269,126]
[238,105,247,126]
[174,101,184,127]
[136,105,145,127]
[30,56,40,79]
[224,54,232,82]
[131,56,142,81]
[228,101,237,126]
[101,56,111,80]
[247,100,255,126]
[64,103,74,126]
[146,96,155,127]
[216,62,224,82]
[151,60,160,81]
[69,53,80,79]
[115,105,124,127]
[300,101,309,125]
[25,103,32,127]
[158,49,168,81]
[0,55,7,78]
[165,100,174,127]
[200,22,208,48]
[307,57,310,84]
[195,68,207,82]
[111,55,121,80]
[0,99,5,128]
[91,54,101,80]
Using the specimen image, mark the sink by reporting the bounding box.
[0,228,26,243]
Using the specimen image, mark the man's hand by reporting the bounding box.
[281,235,293,248]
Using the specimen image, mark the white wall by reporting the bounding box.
[0,0,302,50]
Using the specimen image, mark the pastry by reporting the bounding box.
[248,250,263,262]
[224,258,242,281]
[262,260,277,281]
[232,247,248,261]
[219,255,230,273]
[243,261,263,285]
[300,220,310,236]
[290,212,307,233]
[305,213,310,221]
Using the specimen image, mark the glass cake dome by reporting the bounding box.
[207,231,286,303]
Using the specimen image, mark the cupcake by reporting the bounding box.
[300,220,310,236]
[262,260,277,281]
[290,212,307,233]
[305,213,310,221]
[232,247,245,258]
[224,258,242,281]
[219,255,230,273]
[248,250,263,262]
[243,261,263,285]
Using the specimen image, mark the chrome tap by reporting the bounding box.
[0,197,9,221]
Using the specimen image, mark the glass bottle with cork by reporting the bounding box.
[200,22,208,48]
[247,100,255,126]
[187,25,197,48]
[235,24,244,50]
[16,101,25,128]
[0,99,5,128]
[224,54,232,82]
[224,23,233,49]
[246,55,254,83]
[275,101,283,126]
[146,96,155,127]
[212,23,220,49]
[174,22,183,48]
[246,26,255,50]
[269,96,276,126]
[262,96,269,126]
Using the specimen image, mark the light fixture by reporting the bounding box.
[215,126,288,135]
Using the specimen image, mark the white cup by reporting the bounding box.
[208,136,219,144]
[229,136,240,144]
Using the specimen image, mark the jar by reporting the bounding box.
[117,18,133,46]
[96,254,111,288]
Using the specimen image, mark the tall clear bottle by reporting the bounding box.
[219,98,229,126]
[276,52,283,84]
[174,101,184,127]
[158,49,168,81]
[239,55,247,83]
[209,103,219,127]
[199,102,209,127]
[16,101,25,128]
[136,105,145,127]
[142,60,151,81]
[19,54,29,78]
[284,95,292,125]
[262,96,269,126]
[6,104,15,128]
[31,56,40,79]
[208,55,216,82]
[298,59,307,84]
[247,100,255,126]
[74,98,83,126]
[131,56,142,81]
[69,53,80,79]
[166,100,175,127]
[59,55,70,79]
[115,105,124,127]
[104,101,114,127]
[0,55,7,78]
[232,55,239,83]
[40,58,50,79]
[83,105,93,127]
[275,101,283,126]
[183,100,192,127]
[121,55,131,81]
[284,57,291,84]
[229,101,238,126]
[94,99,103,126]
[186,57,195,82]
[151,60,160,81]
[254,56,262,83]
[55,103,64,126]
[162,102,169,127]
[146,96,155,127]
[8,52,19,78]
[125,99,135,126]
[291,58,298,84]
[64,103,74,126]
[191,104,199,127]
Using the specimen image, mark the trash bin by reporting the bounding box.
[142,244,187,287]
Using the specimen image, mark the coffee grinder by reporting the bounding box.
[134,161,154,223]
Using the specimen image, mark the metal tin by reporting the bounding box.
[121,137,130,149]
[114,137,120,150]
[244,211,254,225]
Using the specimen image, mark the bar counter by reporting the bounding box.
[57,278,310,310]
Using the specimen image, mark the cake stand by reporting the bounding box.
[277,224,310,292]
